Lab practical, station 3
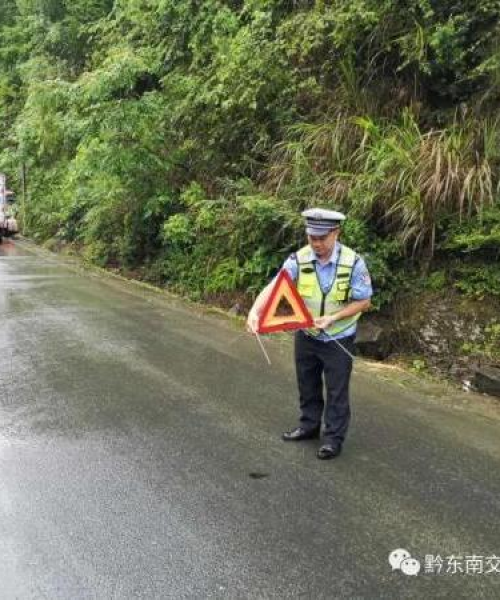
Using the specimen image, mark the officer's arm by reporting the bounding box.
[315,257,373,328]
[314,299,371,330]
[330,298,372,320]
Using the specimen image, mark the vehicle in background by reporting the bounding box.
[0,173,19,243]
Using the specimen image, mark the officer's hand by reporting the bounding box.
[314,316,335,330]
[246,311,260,334]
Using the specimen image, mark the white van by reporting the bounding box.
[0,176,19,242]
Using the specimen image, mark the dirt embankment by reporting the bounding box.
[387,290,500,384]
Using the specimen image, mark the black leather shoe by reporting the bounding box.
[282,426,320,442]
[316,444,342,460]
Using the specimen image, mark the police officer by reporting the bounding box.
[247,208,373,459]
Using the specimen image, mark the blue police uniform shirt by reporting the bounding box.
[281,242,373,341]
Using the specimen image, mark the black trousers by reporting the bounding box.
[294,330,355,445]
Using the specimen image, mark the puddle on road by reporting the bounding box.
[248,472,270,479]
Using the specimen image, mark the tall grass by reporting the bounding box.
[266,109,500,257]
[266,114,362,203]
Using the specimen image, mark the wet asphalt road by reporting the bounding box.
[0,239,499,600]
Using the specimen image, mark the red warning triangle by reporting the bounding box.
[258,269,314,334]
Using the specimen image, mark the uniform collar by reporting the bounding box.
[310,241,341,265]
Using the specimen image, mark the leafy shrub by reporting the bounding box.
[156,182,300,297]
[453,264,500,299]
[461,320,500,362]
[444,205,500,254]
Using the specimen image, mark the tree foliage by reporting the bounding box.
[0,0,499,303]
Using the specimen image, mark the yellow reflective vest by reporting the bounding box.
[296,244,360,337]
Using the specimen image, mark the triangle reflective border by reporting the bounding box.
[258,269,314,334]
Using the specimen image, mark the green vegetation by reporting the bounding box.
[0,0,499,305]
[461,321,500,362]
